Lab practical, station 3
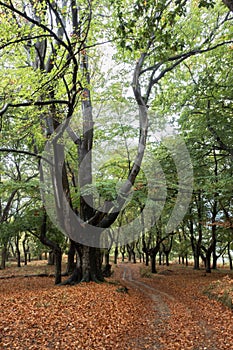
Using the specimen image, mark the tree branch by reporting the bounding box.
[0,100,69,116]
[0,1,69,50]
[145,40,233,102]
[0,34,52,50]
[0,148,53,166]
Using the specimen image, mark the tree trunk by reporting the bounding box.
[151,252,157,273]
[39,212,62,284]
[205,251,211,273]
[159,251,162,265]
[66,240,76,275]
[127,250,132,262]
[193,246,200,270]
[1,245,7,269]
[22,235,28,266]
[104,249,110,266]
[212,237,218,269]
[192,238,201,270]
[54,248,62,285]
[114,246,118,264]
[145,252,149,266]
[132,250,136,263]
[165,252,169,266]
[15,241,21,268]
[228,242,233,270]
[81,246,103,282]
[212,151,218,270]
[120,246,125,262]
[48,251,55,265]
[150,249,158,274]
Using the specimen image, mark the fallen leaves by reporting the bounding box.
[204,274,233,309]
[0,262,233,349]
[0,276,156,349]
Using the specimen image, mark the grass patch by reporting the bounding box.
[204,275,233,310]
[140,267,152,278]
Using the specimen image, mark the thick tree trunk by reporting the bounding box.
[104,250,110,266]
[54,248,62,285]
[151,252,157,273]
[81,246,103,282]
[212,247,218,269]
[193,247,200,270]
[102,249,112,277]
[66,240,76,275]
[1,245,7,269]
[205,252,211,273]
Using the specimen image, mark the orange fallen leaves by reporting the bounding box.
[0,277,156,349]
[0,263,233,349]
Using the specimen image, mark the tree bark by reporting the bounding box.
[54,247,62,285]
[151,251,157,273]
[66,240,76,275]
[114,246,118,264]
[15,235,21,268]
[205,251,212,273]
[1,245,7,269]
[228,241,233,270]
[81,246,103,282]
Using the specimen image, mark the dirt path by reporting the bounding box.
[120,264,171,323]
[117,263,233,350]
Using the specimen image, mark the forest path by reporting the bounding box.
[120,264,172,324]
[117,263,229,350]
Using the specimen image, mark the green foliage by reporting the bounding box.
[0,0,232,265]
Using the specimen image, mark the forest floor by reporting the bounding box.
[0,260,232,349]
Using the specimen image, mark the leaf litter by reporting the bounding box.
[0,262,232,349]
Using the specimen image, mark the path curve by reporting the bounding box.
[118,263,221,350]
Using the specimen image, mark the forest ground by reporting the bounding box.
[0,260,232,349]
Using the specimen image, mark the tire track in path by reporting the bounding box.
[118,263,221,350]
[120,264,172,325]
